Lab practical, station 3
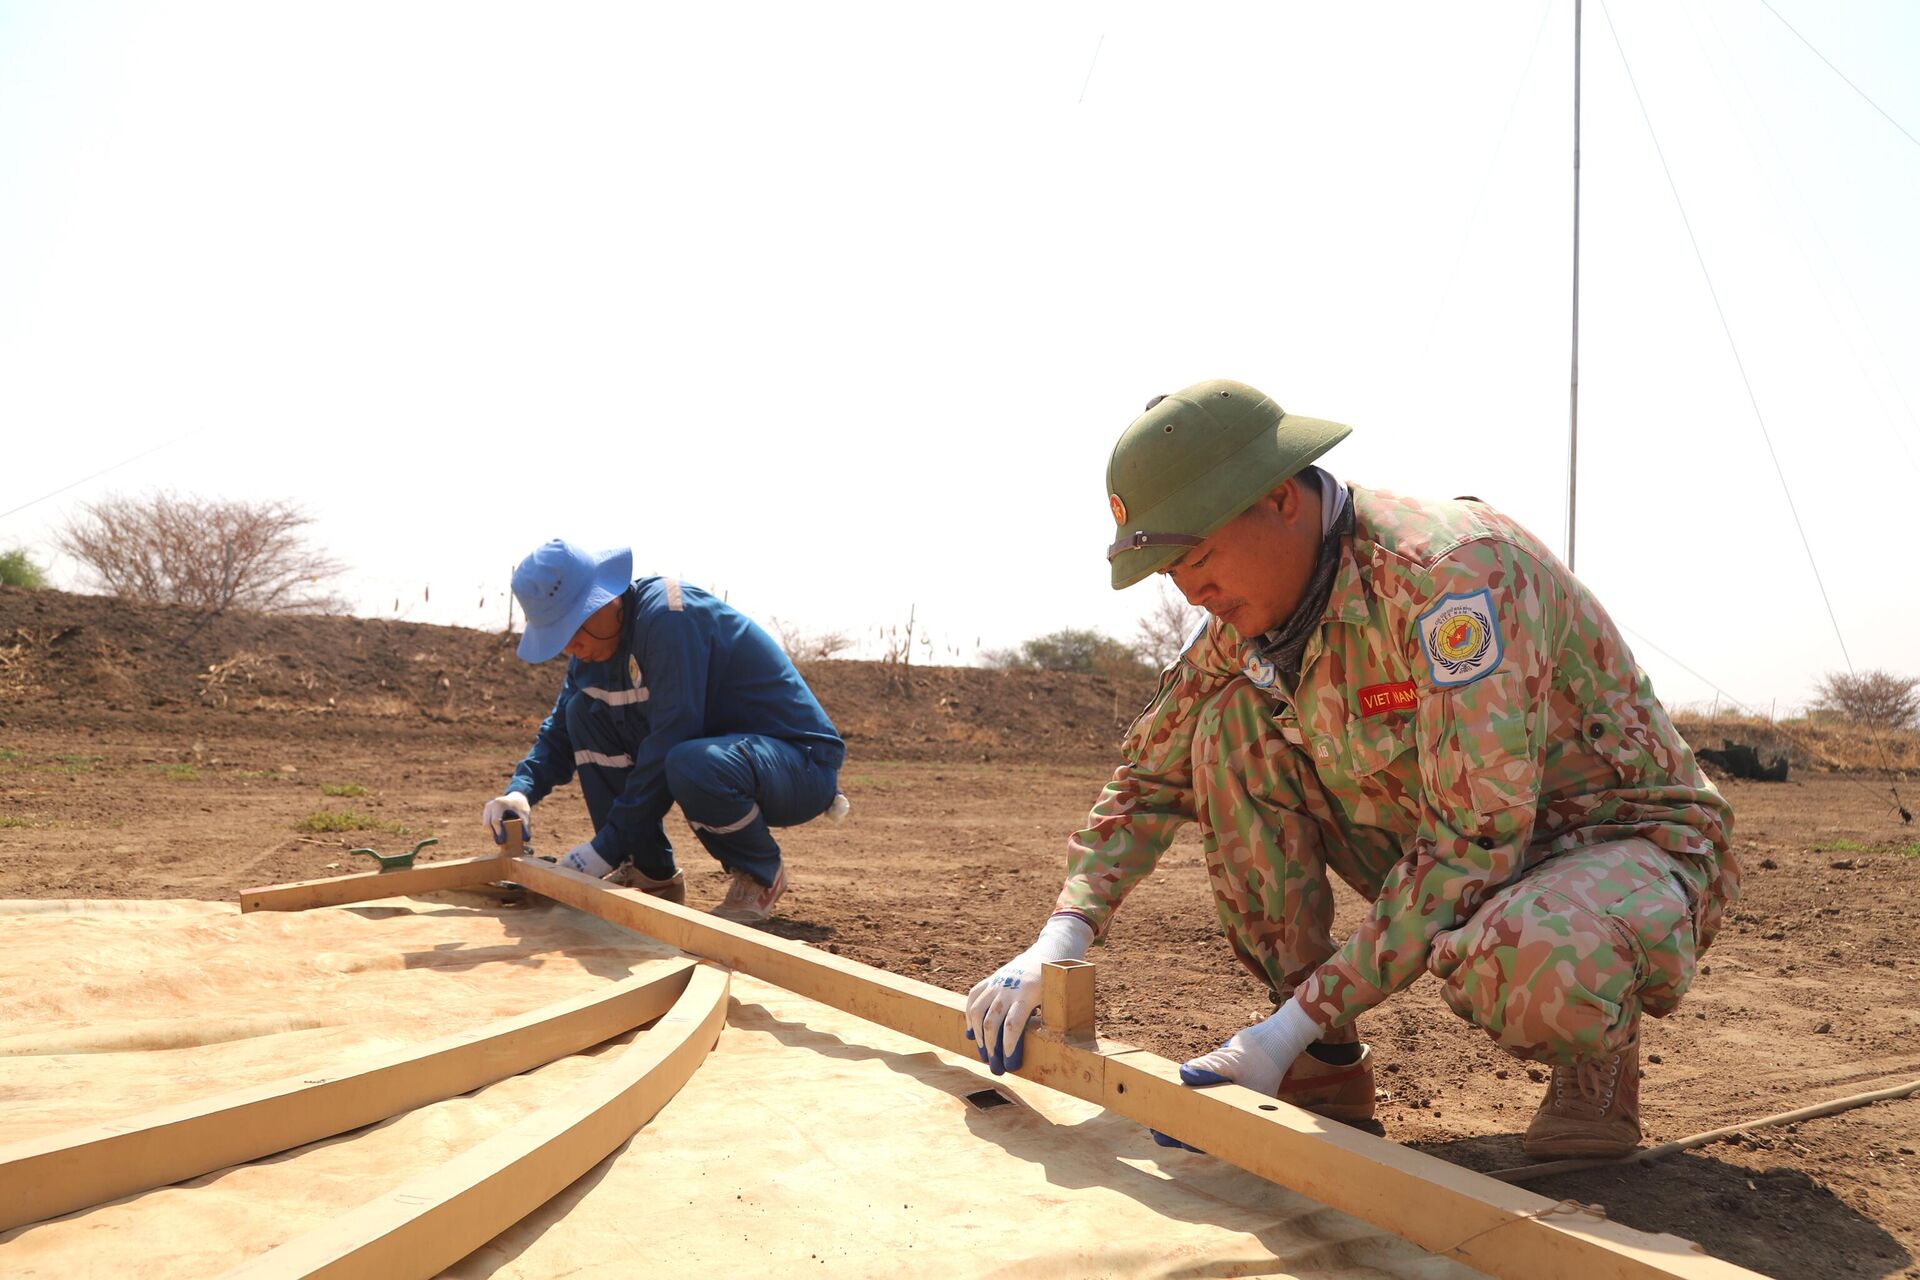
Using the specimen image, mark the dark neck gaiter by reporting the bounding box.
[1257,495,1355,689]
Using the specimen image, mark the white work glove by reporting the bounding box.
[482,793,532,844]
[1178,997,1322,1095]
[964,913,1094,1074]
[1153,998,1323,1151]
[555,840,615,879]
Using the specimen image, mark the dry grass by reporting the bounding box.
[1674,714,1919,774]
[145,763,200,781]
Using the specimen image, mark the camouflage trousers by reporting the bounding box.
[1190,680,1706,1065]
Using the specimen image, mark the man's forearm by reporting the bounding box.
[1054,766,1192,936]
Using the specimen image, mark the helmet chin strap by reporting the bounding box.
[1106,530,1204,561]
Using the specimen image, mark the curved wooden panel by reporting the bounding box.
[0,961,694,1231]
[224,963,730,1279]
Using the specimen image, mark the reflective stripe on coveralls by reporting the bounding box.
[507,576,845,883]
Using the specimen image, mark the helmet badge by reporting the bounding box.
[1109,493,1127,524]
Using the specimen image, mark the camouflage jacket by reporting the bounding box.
[1055,485,1738,1030]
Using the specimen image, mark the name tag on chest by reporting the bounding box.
[1356,680,1417,718]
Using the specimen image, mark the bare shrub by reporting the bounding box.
[1811,669,1920,730]
[57,492,346,615]
[879,605,917,692]
[804,631,853,660]
[1135,578,1205,668]
[767,616,853,662]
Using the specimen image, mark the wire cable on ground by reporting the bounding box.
[1487,1076,1920,1183]
[1756,0,1920,154]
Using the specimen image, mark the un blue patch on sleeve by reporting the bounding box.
[1417,589,1503,687]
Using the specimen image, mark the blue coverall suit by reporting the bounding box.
[505,577,844,886]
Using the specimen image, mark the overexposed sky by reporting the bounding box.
[3,1,1916,713]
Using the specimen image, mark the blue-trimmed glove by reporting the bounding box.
[482,793,531,844]
[1151,999,1323,1151]
[964,913,1094,1074]
[556,840,615,878]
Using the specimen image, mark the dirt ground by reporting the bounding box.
[3,587,1917,1278]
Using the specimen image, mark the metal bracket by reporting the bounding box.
[349,837,439,873]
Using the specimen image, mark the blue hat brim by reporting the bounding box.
[516,547,633,663]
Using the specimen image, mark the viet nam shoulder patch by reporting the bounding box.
[1417,589,1503,688]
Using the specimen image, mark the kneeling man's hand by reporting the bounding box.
[963,914,1093,1075]
[482,793,531,844]
[555,840,615,879]
[1177,999,1321,1095]
[1151,1000,1323,1152]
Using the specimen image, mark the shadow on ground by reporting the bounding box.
[1418,1134,1913,1280]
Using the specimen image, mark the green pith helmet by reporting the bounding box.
[1104,379,1352,589]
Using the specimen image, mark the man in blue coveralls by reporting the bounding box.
[481,539,847,923]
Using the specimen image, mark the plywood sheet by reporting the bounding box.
[0,895,1483,1279]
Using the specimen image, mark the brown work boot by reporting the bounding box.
[1523,1034,1642,1159]
[605,864,687,905]
[1278,1044,1377,1122]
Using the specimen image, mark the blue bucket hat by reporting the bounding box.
[511,539,634,663]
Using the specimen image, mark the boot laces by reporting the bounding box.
[1554,1055,1619,1111]
[721,870,762,908]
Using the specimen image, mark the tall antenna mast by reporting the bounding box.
[1566,0,1583,571]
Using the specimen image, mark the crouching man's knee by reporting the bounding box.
[561,690,632,762]
[1426,845,1699,1066]
[662,737,755,810]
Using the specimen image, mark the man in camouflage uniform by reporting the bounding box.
[965,379,1737,1158]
